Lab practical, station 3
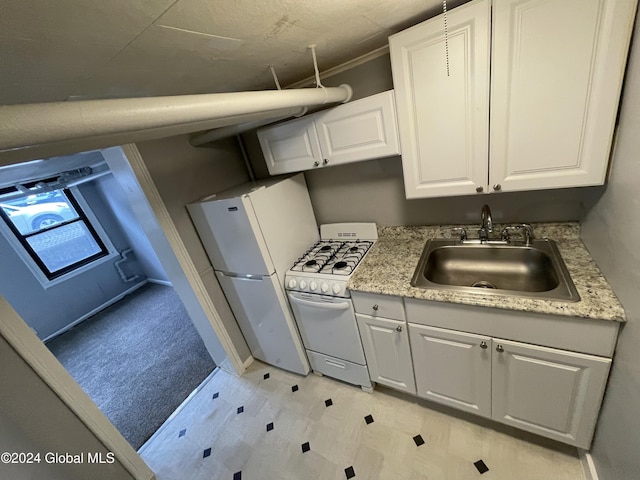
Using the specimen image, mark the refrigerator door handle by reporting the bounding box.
[289,295,350,311]
[217,272,264,281]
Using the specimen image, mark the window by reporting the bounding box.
[0,188,108,280]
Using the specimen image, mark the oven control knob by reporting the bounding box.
[299,280,307,290]
[321,283,329,293]
[332,284,342,295]
[288,278,297,289]
[309,281,318,291]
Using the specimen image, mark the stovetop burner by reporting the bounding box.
[289,239,373,276]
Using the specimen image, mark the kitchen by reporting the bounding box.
[1,1,640,479]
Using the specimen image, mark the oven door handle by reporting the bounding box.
[289,295,351,311]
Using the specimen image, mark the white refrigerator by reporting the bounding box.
[187,174,319,375]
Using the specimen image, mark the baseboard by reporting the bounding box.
[579,450,600,480]
[147,278,173,287]
[43,280,148,343]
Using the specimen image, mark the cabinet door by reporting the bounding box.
[492,338,611,449]
[356,314,415,394]
[257,116,322,175]
[409,324,491,417]
[314,91,400,167]
[390,0,490,198]
[489,0,637,192]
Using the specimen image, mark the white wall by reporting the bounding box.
[580,8,640,480]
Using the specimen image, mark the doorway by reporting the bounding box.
[0,151,218,449]
[46,283,215,448]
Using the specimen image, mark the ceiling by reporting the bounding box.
[0,0,462,106]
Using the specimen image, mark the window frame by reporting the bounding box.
[0,185,117,286]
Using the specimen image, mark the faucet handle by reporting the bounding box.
[501,224,535,245]
[451,227,467,242]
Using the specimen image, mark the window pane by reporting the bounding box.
[0,190,78,235]
[26,221,103,273]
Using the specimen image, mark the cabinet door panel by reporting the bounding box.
[315,91,400,166]
[409,324,491,417]
[490,0,637,191]
[258,116,322,175]
[356,314,415,394]
[390,0,490,198]
[492,338,611,449]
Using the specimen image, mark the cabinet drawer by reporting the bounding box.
[352,291,405,320]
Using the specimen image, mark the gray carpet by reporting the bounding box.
[46,283,216,450]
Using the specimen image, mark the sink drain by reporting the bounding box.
[471,280,497,289]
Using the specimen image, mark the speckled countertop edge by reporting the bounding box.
[348,223,626,322]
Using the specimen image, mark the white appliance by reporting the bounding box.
[187,174,319,375]
[285,223,377,391]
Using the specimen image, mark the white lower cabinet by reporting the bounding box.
[409,324,491,418]
[356,313,416,394]
[492,338,611,448]
[408,322,611,449]
[350,294,615,448]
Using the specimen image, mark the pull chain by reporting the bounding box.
[443,0,450,77]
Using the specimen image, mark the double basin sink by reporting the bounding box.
[411,238,580,302]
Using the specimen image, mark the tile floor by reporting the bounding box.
[139,361,587,480]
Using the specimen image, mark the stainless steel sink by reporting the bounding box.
[411,239,580,302]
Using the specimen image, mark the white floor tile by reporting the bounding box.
[140,361,586,480]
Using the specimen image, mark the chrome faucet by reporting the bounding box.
[478,204,493,242]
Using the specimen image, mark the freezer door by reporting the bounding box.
[187,195,273,275]
[217,271,310,375]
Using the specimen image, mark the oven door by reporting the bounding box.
[288,292,366,365]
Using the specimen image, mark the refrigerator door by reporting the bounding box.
[217,271,310,375]
[187,195,274,275]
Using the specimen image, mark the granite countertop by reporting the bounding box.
[349,223,626,322]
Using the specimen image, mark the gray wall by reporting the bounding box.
[0,177,146,340]
[134,135,252,363]
[94,173,169,283]
[580,8,640,480]
[244,53,606,226]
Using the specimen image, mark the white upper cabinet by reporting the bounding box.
[390,0,637,198]
[390,0,491,198]
[490,0,637,192]
[257,116,322,176]
[258,91,400,176]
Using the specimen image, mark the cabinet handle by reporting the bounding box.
[396,325,403,332]
[476,185,484,193]
[323,158,329,165]
[313,161,320,167]
[493,184,502,191]
[496,344,504,353]
[480,341,488,349]
[372,304,379,311]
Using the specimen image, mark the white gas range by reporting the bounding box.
[285,223,377,392]
[285,223,377,298]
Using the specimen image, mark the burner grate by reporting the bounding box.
[290,240,373,276]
